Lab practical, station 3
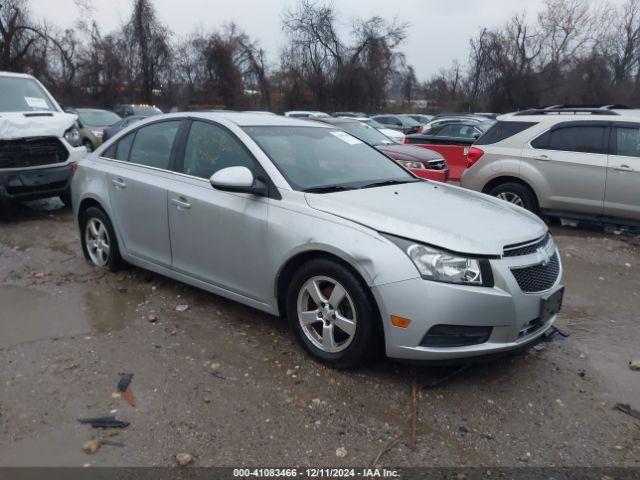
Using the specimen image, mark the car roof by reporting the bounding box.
[157,111,334,128]
[498,112,626,122]
[0,71,35,79]
[313,117,357,125]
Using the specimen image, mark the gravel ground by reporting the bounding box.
[0,200,639,468]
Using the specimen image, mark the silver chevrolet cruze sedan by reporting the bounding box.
[72,112,564,368]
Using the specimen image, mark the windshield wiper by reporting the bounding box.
[360,179,420,189]
[303,185,356,194]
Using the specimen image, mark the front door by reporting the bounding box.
[167,120,271,302]
[605,124,640,221]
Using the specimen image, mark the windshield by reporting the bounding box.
[78,109,121,126]
[361,118,386,129]
[243,126,414,191]
[132,106,162,115]
[398,115,421,126]
[0,76,57,112]
[337,121,393,146]
[478,120,497,132]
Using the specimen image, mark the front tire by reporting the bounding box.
[488,182,538,213]
[286,259,379,368]
[80,207,124,271]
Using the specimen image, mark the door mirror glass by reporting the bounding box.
[210,166,255,192]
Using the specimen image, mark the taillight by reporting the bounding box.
[466,147,484,168]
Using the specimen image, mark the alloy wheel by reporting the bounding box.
[496,192,524,207]
[296,276,357,353]
[85,218,111,266]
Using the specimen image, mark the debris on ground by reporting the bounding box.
[335,447,347,458]
[424,364,471,389]
[117,373,136,408]
[78,416,130,429]
[82,439,101,454]
[175,304,189,312]
[614,403,640,420]
[33,272,45,279]
[175,452,193,466]
[210,362,221,372]
[629,358,640,371]
[147,313,158,323]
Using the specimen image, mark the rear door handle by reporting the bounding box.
[111,178,126,189]
[535,154,550,161]
[613,164,634,172]
[171,198,191,210]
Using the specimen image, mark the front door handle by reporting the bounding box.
[111,178,126,189]
[535,154,551,161]
[613,164,634,172]
[171,198,192,210]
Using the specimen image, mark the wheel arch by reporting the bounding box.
[275,250,384,337]
[481,175,540,208]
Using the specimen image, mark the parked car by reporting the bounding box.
[103,115,153,142]
[113,104,162,118]
[0,71,86,211]
[355,117,405,144]
[371,114,422,134]
[332,112,368,118]
[313,117,448,182]
[284,111,330,119]
[405,119,496,181]
[66,108,122,151]
[461,108,640,225]
[72,112,563,367]
[407,114,434,124]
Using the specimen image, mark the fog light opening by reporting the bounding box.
[420,324,492,348]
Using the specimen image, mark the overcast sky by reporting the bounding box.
[28,0,617,79]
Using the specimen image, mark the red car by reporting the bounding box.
[313,117,449,182]
[404,118,495,181]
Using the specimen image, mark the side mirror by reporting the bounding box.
[210,166,267,195]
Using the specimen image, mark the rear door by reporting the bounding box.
[106,119,182,267]
[604,123,640,221]
[167,119,271,301]
[523,122,609,215]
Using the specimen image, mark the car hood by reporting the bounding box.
[377,144,443,162]
[0,111,77,140]
[305,182,546,256]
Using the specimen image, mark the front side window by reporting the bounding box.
[243,126,414,191]
[615,126,640,157]
[128,121,181,169]
[182,121,256,179]
[532,125,608,154]
[0,76,57,112]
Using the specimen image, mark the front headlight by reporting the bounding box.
[399,160,425,170]
[64,124,82,147]
[91,130,103,138]
[383,234,493,286]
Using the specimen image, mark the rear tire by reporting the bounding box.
[286,258,379,369]
[488,182,538,213]
[80,206,124,271]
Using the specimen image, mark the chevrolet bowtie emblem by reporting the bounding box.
[537,246,550,266]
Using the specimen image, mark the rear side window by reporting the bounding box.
[615,126,640,157]
[128,121,181,169]
[475,121,537,145]
[532,126,608,154]
[438,124,478,138]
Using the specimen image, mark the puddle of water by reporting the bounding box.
[0,285,141,348]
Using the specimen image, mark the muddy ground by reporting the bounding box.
[0,200,638,468]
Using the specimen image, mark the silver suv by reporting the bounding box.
[461,108,640,225]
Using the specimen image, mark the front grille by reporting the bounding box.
[511,253,560,293]
[503,233,550,257]
[6,180,67,195]
[0,137,69,169]
[427,158,446,170]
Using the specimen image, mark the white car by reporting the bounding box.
[353,117,405,144]
[0,71,86,210]
[284,111,330,119]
